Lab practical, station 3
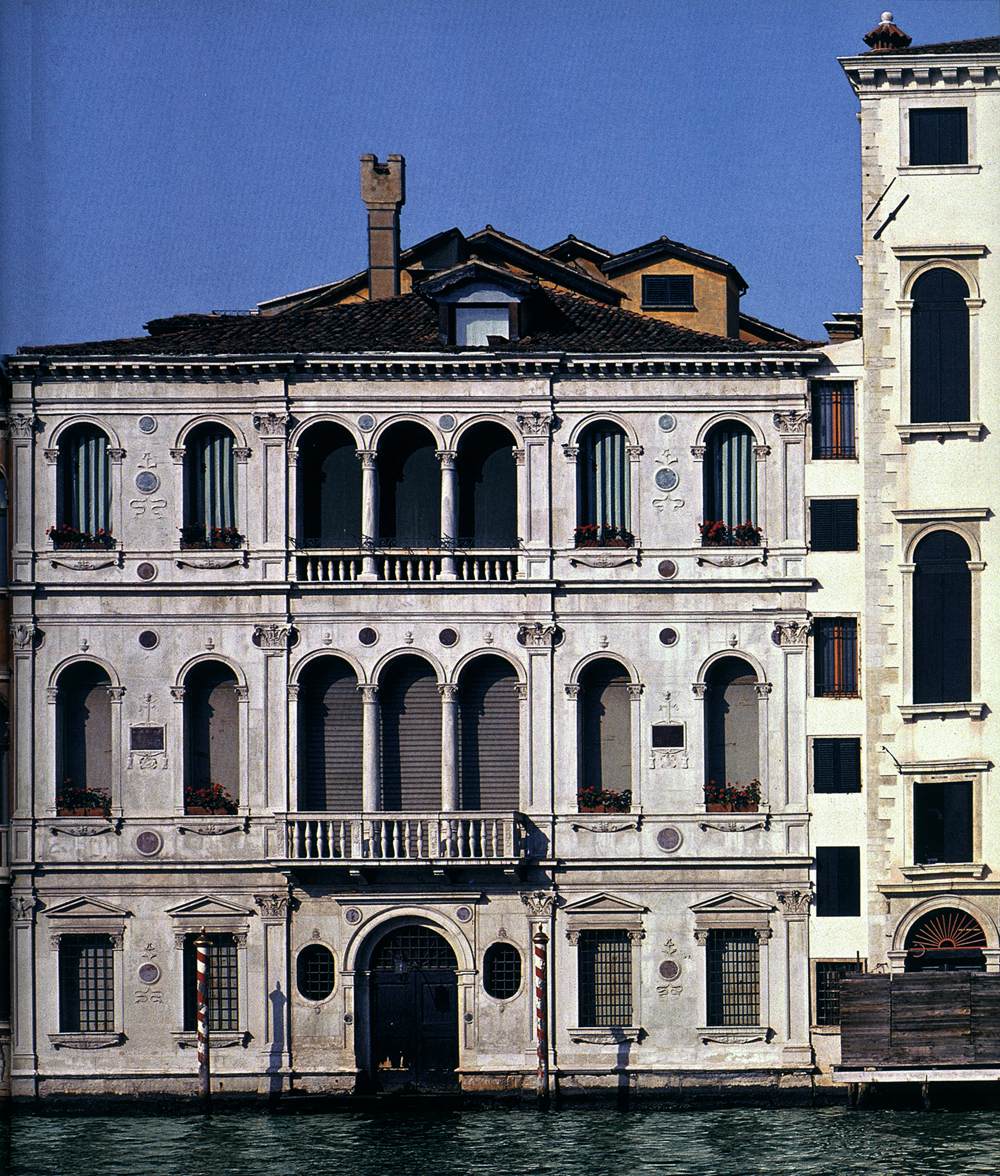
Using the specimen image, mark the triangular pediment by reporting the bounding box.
[43,896,131,920]
[689,892,775,915]
[166,895,253,919]
[562,893,648,915]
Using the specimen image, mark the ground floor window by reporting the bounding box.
[183,933,239,1032]
[59,935,115,1032]
[814,960,862,1027]
[706,929,759,1026]
[577,930,632,1026]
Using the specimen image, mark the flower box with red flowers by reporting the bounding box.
[704,779,761,813]
[180,524,244,550]
[48,524,116,551]
[573,524,635,549]
[57,783,111,817]
[577,786,632,814]
[698,520,762,548]
[184,782,238,815]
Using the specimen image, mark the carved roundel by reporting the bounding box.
[439,627,459,648]
[455,906,473,923]
[438,414,457,432]
[357,414,376,433]
[658,959,681,981]
[655,468,679,491]
[138,415,157,434]
[135,830,163,857]
[657,559,678,580]
[656,826,682,853]
[658,413,677,432]
[137,962,161,984]
[358,627,379,646]
[658,627,679,647]
[135,470,160,494]
[343,907,363,926]
[136,562,157,582]
[138,629,159,649]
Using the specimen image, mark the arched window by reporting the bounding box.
[183,424,239,547]
[56,424,112,544]
[702,422,758,546]
[379,655,441,811]
[578,658,632,809]
[456,423,517,548]
[704,657,760,807]
[183,661,239,813]
[458,656,520,811]
[56,662,111,814]
[298,657,362,812]
[911,268,970,424]
[905,908,985,973]
[297,423,361,547]
[576,422,631,546]
[377,423,439,547]
[913,531,972,704]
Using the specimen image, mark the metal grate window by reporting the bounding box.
[483,942,522,999]
[578,930,632,1027]
[296,944,336,1002]
[59,935,115,1032]
[815,960,862,1027]
[814,618,859,697]
[810,382,856,459]
[184,934,239,1032]
[706,929,760,1026]
[371,925,458,972]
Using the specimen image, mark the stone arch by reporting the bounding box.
[48,654,121,691]
[903,258,979,301]
[904,521,980,564]
[568,650,639,686]
[344,909,475,973]
[452,414,523,447]
[49,416,122,450]
[370,415,444,450]
[288,413,362,451]
[450,647,525,686]
[893,896,998,953]
[174,414,248,450]
[174,652,247,691]
[567,413,639,448]
[695,648,765,686]
[289,647,365,687]
[694,412,765,449]
[372,648,445,685]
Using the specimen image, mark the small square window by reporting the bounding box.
[810,500,858,552]
[909,107,968,166]
[810,382,856,459]
[642,275,694,309]
[814,618,858,697]
[816,846,861,917]
[815,960,862,1026]
[651,723,684,748]
[813,738,862,794]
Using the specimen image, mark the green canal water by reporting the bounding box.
[2,1104,994,1175]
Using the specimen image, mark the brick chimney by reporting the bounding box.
[360,153,405,301]
[863,11,912,52]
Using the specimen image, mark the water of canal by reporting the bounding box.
[2,1103,993,1175]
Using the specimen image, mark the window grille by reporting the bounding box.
[59,935,115,1032]
[483,942,522,999]
[706,929,759,1026]
[578,930,632,1027]
[371,926,458,972]
[184,934,239,1032]
[814,618,858,697]
[810,383,855,459]
[815,961,862,1027]
[813,738,862,794]
[296,944,336,1002]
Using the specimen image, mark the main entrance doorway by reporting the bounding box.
[369,925,459,1088]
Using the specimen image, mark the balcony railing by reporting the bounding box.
[280,812,527,864]
[296,549,518,584]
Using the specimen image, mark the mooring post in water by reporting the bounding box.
[533,926,549,1103]
[194,927,211,1104]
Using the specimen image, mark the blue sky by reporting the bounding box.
[1,0,996,353]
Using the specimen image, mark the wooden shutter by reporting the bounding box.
[816,846,861,916]
[299,660,362,812]
[911,269,970,423]
[909,107,968,166]
[580,662,631,793]
[705,658,759,786]
[810,500,858,551]
[380,657,441,811]
[458,657,519,810]
[913,531,971,704]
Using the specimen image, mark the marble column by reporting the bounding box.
[437,449,458,580]
[440,683,459,810]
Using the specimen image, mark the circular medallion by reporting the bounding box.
[455,906,473,923]
[138,629,159,649]
[658,959,681,981]
[138,415,157,434]
[658,413,677,432]
[656,826,682,853]
[438,414,457,432]
[136,562,157,582]
[358,627,378,647]
[134,471,160,494]
[357,414,376,433]
[135,830,163,857]
[655,468,679,492]
[344,907,363,926]
[137,962,161,984]
[439,627,459,648]
[658,627,679,647]
[657,559,678,580]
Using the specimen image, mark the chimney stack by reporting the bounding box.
[360,153,405,301]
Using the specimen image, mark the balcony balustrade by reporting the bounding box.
[295,549,517,584]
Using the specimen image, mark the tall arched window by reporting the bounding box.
[56,424,112,543]
[298,657,362,811]
[913,531,972,704]
[377,423,440,547]
[183,661,239,812]
[456,424,517,548]
[458,655,520,810]
[576,422,631,546]
[298,423,361,547]
[183,424,238,547]
[379,655,441,811]
[56,662,111,814]
[704,656,760,803]
[702,422,758,546]
[911,268,970,423]
[578,658,632,809]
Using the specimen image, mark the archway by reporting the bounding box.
[904,908,986,973]
[368,924,459,1088]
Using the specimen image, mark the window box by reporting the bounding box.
[698,521,762,548]
[180,524,244,550]
[57,785,111,818]
[48,525,116,550]
[704,780,761,813]
[574,525,634,549]
[577,787,632,814]
[184,784,238,815]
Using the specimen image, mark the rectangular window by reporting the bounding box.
[59,935,114,1032]
[651,723,684,748]
[815,960,862,1027]
[577,930,632,1027]
[706,929,760,1026]
[810,382,856,459]
[454,305,510,347]
[813,737,862,794]
[913,781,973,865]
[642,274,694,309]
[183,934,239,1032]
[816,846,861,917]
[810,499,858,552]
[909,107,968,166]
[814,618,858,697]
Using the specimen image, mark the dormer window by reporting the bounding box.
[418,260,531,348]
[454,305,511,346]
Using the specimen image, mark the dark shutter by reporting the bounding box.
[911,268,970,423]
[458,656,519,811]
[642,274,694,307]
[184,662,239,799]
[705,657,759,786]
[380,656,441,811]
[299,659,362,812]
[914,781,973,864]
[909,107,968,166]
[913,531,972,704]
[814,737,862,793]
[810,499,858,551]
[580,661,632,794]
[816,846,861,917]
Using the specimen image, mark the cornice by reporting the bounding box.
[839,55,998,93]
[562,354,821,379]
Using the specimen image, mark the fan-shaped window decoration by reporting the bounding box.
[905,908,986,973]
[371,925,458,972]
[910,268,970,424]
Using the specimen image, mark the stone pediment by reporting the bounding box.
[689,892,775,915]
[562,893,648,916]
[43,896,131,920]
[166,896,254,919]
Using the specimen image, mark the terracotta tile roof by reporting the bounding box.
[17,289,813,360]
[864,34,999,55]
[601,235,749,294]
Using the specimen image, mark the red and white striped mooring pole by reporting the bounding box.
[532,926,550,1102]
[194,928,211,1103]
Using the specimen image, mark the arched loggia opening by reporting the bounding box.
[377,423,440,547]
[297,423,362,547]
[905,908,986,973]
[456,423,517,548]
[913,530,972,704]
[704,656,760,810]
[577,658,632,810]
[379,655,442,811]
[297,657,363,811]
[183,661,240,813]
[458,655,520,810]
[56,662,112,814]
